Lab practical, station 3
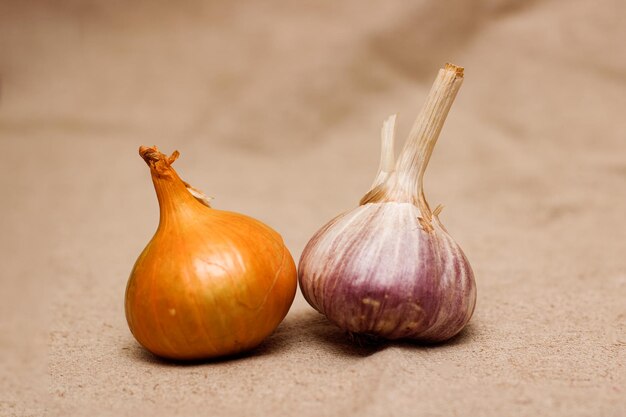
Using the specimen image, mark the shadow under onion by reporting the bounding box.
[123,319,296,366]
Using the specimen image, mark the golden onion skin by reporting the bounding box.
[125,146,297,360]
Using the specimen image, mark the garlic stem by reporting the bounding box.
[368,114,397,191]
[394,63,464,215]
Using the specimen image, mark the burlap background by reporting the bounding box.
[1,1,624,416]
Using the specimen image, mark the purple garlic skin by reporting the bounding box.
[298,202,476,341]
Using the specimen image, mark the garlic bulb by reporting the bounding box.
[298,64,476,342]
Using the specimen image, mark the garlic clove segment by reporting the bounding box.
[298,64,476,342]
[125,146,297,360]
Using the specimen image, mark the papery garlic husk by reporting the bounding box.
[125,146,297,360]
[298,64,476,342]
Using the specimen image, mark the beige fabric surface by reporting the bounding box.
[1,1,625,416]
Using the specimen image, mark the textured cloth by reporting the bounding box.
[1,1,625,416]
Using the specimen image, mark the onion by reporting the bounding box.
[125,146,297,360]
